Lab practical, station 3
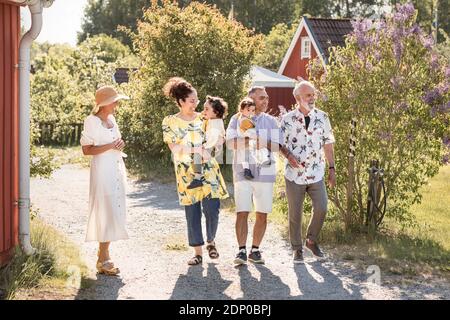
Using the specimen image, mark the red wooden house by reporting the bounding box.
[0,0,21,266]
[278,16,353,81]
[1,0,51,266]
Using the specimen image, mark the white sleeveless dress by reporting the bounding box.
[80,114,129,242]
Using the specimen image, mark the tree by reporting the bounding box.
[254,23,298,72]
[294,0,333,17]
[79,0,299,46]
[200,0,298,34]
[77,33,131,63]
[309,3,449,231]
[30,125,57,178]
[117,0,263,174]
[78,0,150,47]
[30,35,127,143]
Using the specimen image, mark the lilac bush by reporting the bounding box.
[310,3,449,230]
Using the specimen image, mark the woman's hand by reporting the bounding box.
[112,139,125,151]
[193,146,203,154]
[202,148,212,161]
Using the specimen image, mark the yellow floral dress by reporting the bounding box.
[162,113,229,206]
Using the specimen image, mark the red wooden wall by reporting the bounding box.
[281,27,318,81]
[0,1,20,266]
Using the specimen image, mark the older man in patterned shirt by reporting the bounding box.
[280,80,336,264]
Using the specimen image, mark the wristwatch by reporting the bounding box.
[329,166,335,170]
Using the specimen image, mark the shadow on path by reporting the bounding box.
[170,263,233,300]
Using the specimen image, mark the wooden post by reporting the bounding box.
[345,117,357,230]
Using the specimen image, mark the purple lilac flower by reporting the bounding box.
[395,3,416,22]
[430,102,449,117]
[351,19,373,49]
[443,135,450,146]
[410,23,421,35]
[357,51,366,64]
[393,41,404,63]
[443,154,449,165]
[393,26,405,39]
[393,11,407,24]
[375,20,386,31]
[373,50,382,62]
[430,54,439,71]
[439,83,449,96]
[421,35,434,50]
[444,67,450,80]
[423,87,442,104]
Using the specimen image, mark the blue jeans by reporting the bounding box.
[184,195,220,247]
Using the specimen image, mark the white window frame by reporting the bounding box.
[301,37,311,59]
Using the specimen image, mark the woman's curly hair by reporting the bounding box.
[163,77,195,106]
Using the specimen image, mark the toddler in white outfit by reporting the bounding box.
[188,96,228,189]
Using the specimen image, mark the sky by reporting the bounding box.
[20,0,88,47]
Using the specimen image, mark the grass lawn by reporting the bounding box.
[44,145,91,168]
[408,165,450,250]
[0,214,93,300]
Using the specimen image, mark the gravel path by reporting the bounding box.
[30,165,449,300]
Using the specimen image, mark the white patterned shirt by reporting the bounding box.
[280,106,335,185]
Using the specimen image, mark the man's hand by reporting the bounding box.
[287,153,301,168]
[256,137,271,150]
[328,169,336,188]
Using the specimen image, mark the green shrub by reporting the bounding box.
[309,3,449,231]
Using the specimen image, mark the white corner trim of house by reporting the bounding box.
[277,17,326,75]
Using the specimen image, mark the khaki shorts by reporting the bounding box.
[234,180,274,214]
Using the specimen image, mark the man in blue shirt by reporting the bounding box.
[226,86,281,265]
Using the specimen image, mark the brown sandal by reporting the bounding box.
[187,255,203,266]
[96,260,120,276]
[206,243,219,259]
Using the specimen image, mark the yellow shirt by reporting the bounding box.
[162,113,229,206]
[239,116,255,132]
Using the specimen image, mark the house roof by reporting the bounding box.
[250,65,296,88]
[305,17,353,61]
[278,16,353,74]
[113,67,137,84]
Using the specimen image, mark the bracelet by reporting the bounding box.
[329,166,335,170]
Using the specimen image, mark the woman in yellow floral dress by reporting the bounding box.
[162,77,229,265]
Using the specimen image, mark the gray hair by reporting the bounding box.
[247,86,266,96]
[293,80,315,97]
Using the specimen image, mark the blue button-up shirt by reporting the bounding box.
[226,112,281,183]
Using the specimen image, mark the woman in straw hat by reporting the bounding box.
[80,85,130,276]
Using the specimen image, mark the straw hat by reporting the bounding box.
[95,85,129,107]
